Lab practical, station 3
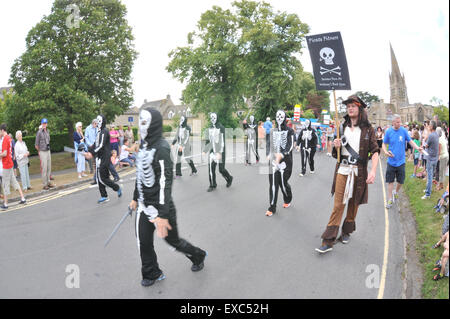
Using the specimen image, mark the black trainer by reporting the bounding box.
[191,251,208,272]
[226,176,233,188]
[207,186,216,192]
[141,273,165,287]
[315,245,333,254]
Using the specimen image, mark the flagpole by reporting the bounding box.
[332,89,340,163]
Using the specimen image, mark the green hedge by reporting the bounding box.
[23,133,71,156]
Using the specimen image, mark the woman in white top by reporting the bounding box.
[14,131,32,191]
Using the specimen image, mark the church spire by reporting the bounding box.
[390,42,402,80]
[389,43,409,107]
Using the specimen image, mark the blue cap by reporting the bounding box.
[41,118,48,124]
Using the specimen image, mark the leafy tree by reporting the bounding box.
[352,91,380,108]
[167,0,311,127]
[7,0,137,140]
[433,105,449,124]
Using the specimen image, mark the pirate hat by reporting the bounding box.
[342,95,367,108]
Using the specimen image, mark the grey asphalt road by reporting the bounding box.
[0,145,405,299]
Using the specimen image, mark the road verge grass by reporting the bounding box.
[403,161,449,299]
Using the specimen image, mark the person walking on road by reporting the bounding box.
[14,130,32,192]
[316,96,380,254]
[383,114,422,208]
[172,115,197,177]
[130,107,207,287]
[84,115,122,203]
[266,110,295,217]
[35,118,54,190]
[0,124,26,210]
[203,113,233,192]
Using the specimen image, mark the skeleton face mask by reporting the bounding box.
[276,110,285,128]
[305,119,310,128]
[96,115,103,132]
[210,113,217,126]
[139,110,152,141]
[249,115,255,124]
[180,116,185,127]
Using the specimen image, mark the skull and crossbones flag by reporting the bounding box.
[306,31,351,91]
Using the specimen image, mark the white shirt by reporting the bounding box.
[14,140,30,167]
[338,126,361,176]
[119,145,129,160]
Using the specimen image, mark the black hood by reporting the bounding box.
[180,116,187,128]
[141,107,163,148]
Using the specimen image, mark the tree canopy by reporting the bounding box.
[167,0,326,127]
[6,0,137,138]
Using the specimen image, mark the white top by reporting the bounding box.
[439,135,449,159]
[119,145,129,160]
[338,126,361,176]
[14,140,30,167]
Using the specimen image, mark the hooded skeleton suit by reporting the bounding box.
[267,110,295,215]
[243,115,260,165]
[134,108,206,282]
[203,113,233,191]
[88,115,120,199]
[172,116,197,176]
[297,119,318,175]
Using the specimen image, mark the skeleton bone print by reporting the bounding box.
[136,148,157,203]
[273,130,288,154]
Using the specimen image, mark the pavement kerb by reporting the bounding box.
[8,167,136,204]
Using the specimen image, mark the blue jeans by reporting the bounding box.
[425,160,438,196]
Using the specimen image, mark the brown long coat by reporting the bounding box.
[331,122,380,205]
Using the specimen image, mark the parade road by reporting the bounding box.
[0,148,405,299]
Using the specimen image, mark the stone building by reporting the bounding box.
[140,94,195,126]
[369,44,434,127]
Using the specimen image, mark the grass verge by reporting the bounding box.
[28,152,76,175]
[403,161,449,299]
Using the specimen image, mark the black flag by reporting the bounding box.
[306,32,351,91]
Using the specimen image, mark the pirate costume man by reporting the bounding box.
[266,110,295,217]
[87,115,122,203]
[132,108,207,287]
[172,116,197,177]
[243,115,260,165]
[297,119,318,176]
[203,113,233,192]
[316,96,379,253]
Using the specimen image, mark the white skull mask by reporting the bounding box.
[180,116,185,127]
[139,110,152,141]
[249,115,255,124]
[305,119,310,128]
[96,115,103,132]
[320,47,335,65]
[210,113,217,126]
[276,110,285,128]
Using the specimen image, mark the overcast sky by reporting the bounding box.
[0,0,448,108]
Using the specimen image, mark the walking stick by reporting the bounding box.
[104,206,134,247]
[333,89,341,163]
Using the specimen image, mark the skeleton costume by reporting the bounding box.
[243,115,260,165]
[297,119,318,175]
[266,110,295,216]
[134,108,207,285]
[203,113,233,192]
[172,116,197,176]
[88,115,121,202]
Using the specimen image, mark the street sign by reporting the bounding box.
[306,32,351,91]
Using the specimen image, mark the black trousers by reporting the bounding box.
[97,163,120,198]
[175,150,197,176]
[136,201,206,280]
[268,162,292,213]
[300,147,316,174]
[208,153,232,187]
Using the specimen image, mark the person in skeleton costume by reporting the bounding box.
[296,119,318,176]
[172,116,197,177]
[130,108,207,287]
[85,115,122,203]
[243,115,260,165]
[266,110,295,217]
[203,113,233,192]
[316,96,380,254]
